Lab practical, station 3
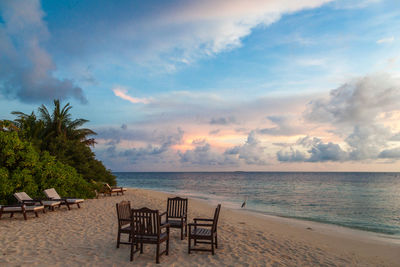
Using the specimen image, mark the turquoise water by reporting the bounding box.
[115,172,400,236]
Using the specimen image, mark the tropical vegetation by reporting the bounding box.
[0,100,116,204]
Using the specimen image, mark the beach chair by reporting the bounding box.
[0,203,45,220]
[130,207,170,264]
[43,188,84,210]
[116,201,133,248]
[165,197,188,240]
[104,183,127,196]
[188,204,221,255]
[14,192,61,211]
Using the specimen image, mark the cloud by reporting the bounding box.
[209,116,236,125]
[225,131,268,165]
[112,87,150,104]
[179,142,237,166]
[376,36,395,44]
[277,136,347,162]
[49,0,332,69]
[258,115,306,136]
[378,147,400,159]
[100,127,184,164]
[305,73,400,126]
[278,73,400,162]
[0,0,86,103]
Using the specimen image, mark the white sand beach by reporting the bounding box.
[1,188,399,266]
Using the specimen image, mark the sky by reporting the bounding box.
[1,0,400,171]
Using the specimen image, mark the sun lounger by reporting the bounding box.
[0,204,45,220]
[14,192,62,211]
[104,183,127,196]
[43,188,84,210]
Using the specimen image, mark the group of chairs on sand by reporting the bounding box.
[0,183,126,221]
[0,188,84,220]
[116,196,221,264]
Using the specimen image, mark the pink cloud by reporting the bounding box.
[112,87,150,104]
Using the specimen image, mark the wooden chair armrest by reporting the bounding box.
[160,211,167,217]
[160,223,170,229]
[193,218,213,222]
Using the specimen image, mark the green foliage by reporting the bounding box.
[46,137,116,185]
[8,99,116,186]
[0,132,94,204]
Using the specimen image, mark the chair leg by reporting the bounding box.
[130,239,134,262]
[215,233,218,249]
[23,212,27,220]
[166,238,169,255]
[181,226,184,240]
[10,212,14,218]
[77,203,81,208]
[67,203,71,210]
[185,224,188,237]
[156,243,160,264]
[140,242,143,254]
[188,237,191,254]
[35,211,39,217]
[116,230,121,248]
[211,236,215,255]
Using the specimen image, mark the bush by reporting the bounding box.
[0,131,94,204]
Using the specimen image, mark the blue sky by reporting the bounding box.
[1,0,400,171]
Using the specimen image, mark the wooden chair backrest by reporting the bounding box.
[116,201,131,227]
[212,204,221,233]
[131,207,161,237]
[166,197,188,218]
[44,188,60,199]
[105,183,112,191]
[14,192,32,202]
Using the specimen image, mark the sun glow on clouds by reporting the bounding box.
[112,87,150,104]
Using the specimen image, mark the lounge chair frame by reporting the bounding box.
[0,204,45,220]
[43,188,84,210]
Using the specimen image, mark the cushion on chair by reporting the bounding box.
[25,205,44,211]
[66,198,84,204]
[41,200,61,207]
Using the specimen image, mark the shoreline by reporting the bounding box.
[1,187,399,266]
[124,186,400,245]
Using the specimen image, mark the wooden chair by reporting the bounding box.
[165,197,188,240]
[188,204,221,255]
[43,188,84,210]
[116,201,133,248]
[130,207,170,264]
[0,204,45,220]
[14,192,61,211]
[104,183,127,196]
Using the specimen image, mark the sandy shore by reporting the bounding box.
[1,188,399,266]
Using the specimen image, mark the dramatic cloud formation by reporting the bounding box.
[0,0,86,103]
[278,73,400,162]
[47,0,332,69]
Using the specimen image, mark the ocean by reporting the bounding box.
[115,172,400,236]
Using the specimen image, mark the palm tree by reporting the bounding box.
[38,100,97,146]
